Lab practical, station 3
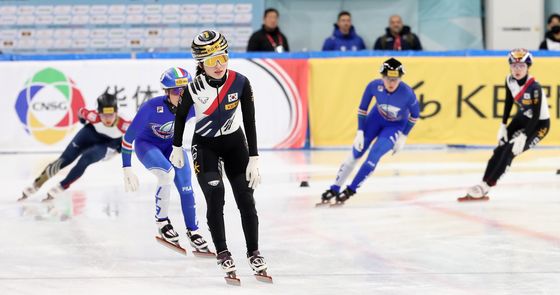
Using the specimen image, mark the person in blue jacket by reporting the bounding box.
[121,67,211,253]
[322,11,366,51]
[319,58,420,206]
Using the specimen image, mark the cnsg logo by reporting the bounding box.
[14,68,85,144]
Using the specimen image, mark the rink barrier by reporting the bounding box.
[2,50,560,61]
[2,50,560,150]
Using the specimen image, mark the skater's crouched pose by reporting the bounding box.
[20,90,128,202]
[121,67,211,255]
[460,49,550,201]
[319,57,419,206]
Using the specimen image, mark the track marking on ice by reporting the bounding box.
[402,187,560,245]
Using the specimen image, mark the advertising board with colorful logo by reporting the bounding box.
[1,59,309,152]
[14,68,85,145]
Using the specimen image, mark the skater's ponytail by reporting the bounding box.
[196,62,205,76]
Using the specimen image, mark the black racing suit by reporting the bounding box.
[173,70,259,256]
[483,75,550,186]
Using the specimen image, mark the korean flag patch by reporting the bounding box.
[227,93,238,102]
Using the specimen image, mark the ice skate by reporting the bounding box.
[18,184,38,202]
[217,250,240,286]
[331,187,355,207]
[41,184,64,202]
[248,250,272,283]
[458,182,490,202]
[315,189,338,207]
[155,219,186,255]
[187,230,215,257]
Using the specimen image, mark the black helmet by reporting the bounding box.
[191,30,228,61]
[379,58,405,77]
[97,92,118,115]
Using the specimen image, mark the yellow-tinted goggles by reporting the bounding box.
[203,54,228,67]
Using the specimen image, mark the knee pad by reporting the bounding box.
[198,172,225,207]
[151,168,175,186]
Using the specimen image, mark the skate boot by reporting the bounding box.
[331,187,355,206]
[157,219,180,243]
[316,189,338,206]
[458,182,490,202]
[18,184,39,201]
[154,218,187,255]
[248,250,272,283]
[42,184,64,202]
[217,250,239,285]
[187,230,215,257]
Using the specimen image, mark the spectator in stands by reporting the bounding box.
[247,8,289,52]
[374,15,422,51]
[545,13,560,31]
[540,14,560,50]
[322,11,366,51]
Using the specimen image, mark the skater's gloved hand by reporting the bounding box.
[353,130,364,152]
[169,145,185,168]
[78,108,99,124]
[391,131,407,155]
[123,167,139,192]
[510,133,527,156]
[246,156,261,190]
[497,123,508,144]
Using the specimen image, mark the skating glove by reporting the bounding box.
[169,146,185,168]
[391,131,407,155]
[497,123,508,144]
[353,130,364,152]
[78,108,99,124]
[246,156,261,189]
[123,167,139,192]
[510,133,527,156]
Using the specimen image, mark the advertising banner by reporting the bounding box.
[1,58,308,152]
[309,57,560,146]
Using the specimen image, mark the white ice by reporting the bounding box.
[1,148,560,295]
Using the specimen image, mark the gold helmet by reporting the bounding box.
[191,30,228,61]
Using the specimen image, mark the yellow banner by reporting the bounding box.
[309,57,560,146]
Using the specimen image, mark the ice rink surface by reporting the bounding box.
[1,148,560,295]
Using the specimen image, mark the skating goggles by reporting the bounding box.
[510,63,527,70]
[168,87,185,95]
[383,76,400,83]
[202,54,228,67]
[99,113,116,120]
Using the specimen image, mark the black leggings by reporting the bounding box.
[35,124,120,189]
[483,117,550,186]
[191,128,259,255]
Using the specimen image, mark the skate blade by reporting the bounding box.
[17,195,29,202]
[329,202,345,207]
[255,272,273,283]
[192,250,216,258]
[41,196,54,203]
[225,273,240,286]
[457,195,490,202]
[315,201,332,207]
[155,236,187,255]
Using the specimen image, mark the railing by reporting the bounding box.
[3,50,560,61]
